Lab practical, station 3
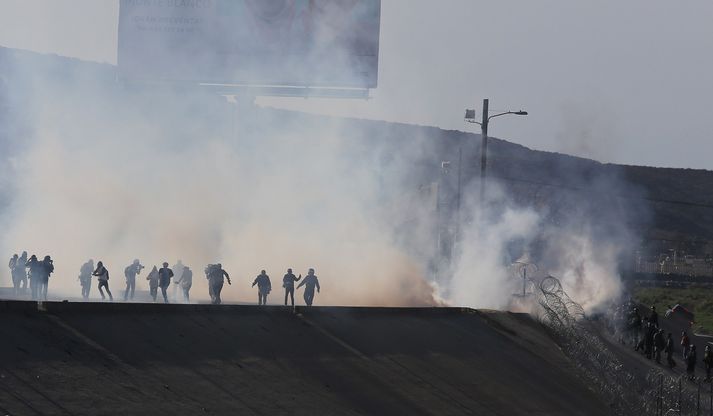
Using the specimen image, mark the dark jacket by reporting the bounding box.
[158,267,174,288]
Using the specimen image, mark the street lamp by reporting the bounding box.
[465,98,527,203]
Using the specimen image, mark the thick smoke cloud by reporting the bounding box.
[0,50,439,306]
[0,49,646,312]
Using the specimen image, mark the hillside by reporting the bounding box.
[1,45,712,248]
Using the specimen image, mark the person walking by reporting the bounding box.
[17,251,28,294]
[664,332,676,369]
[681,331,691,361]
[297,268,320,307]
[252,270,272,305]
[158,262,174,304]
[686,345,697,381]
[92,261,113,301]
[653,329,665,364]
[282,268,301,306]
[704,345,713,382]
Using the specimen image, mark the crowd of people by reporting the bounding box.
[8,253,321,307]
[622,305,713,382]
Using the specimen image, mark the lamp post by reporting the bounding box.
[465,98,527,203]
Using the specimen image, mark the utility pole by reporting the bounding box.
[465,99,527,205]
[479,98,489,204]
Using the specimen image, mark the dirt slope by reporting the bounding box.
[0,301,610,415]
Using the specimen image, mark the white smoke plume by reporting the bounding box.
[0,47,644,312]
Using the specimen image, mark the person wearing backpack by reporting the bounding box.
[123,259,144,301]
[92,261,113,301]
[37,255,54,301]
[78,259,94,299]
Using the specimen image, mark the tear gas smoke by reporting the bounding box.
[0,48,645,312]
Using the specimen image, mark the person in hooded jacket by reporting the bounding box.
[146,266,159,302]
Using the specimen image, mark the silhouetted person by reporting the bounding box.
[635,317,649,353]
[282,268,301,306]
[681,331,690,361]
[628,307,642,347]
[686,345,697,380]
[297,268,320,306]
[175,266,192,303]
[25,255,42,300]
[665,332,676,368]
[92,261,113,301]
[37,255,54,301]
[158,262,174,304]
[644,321,655,359]
[79,259,94,299]
[17,251,28,293]
[171,260,185,302]
[252,270,272,305]
[206,263,230,305]
[649,305,659,328]
[8,254,21,295]
[653,328,665,364]
[704,345,713,382]
[146,266,159,302]
[123,259,144,301]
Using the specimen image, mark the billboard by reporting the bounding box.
[118,0,381,89]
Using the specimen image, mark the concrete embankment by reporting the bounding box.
[0,301,610,415]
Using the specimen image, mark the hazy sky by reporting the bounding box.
[1,0,712,169]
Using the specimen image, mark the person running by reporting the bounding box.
[206,263,231,305]
[297,268,320,307]
[37,255,54,301]
[282,268,301,306]
[92,261,113,301]
[252,270,272,305]
[171,260,185,302]
[79,259,94,299]
[146,266,159,302]
[175,266,193,303]
[123,259,144,301]
[158,262,174,304]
